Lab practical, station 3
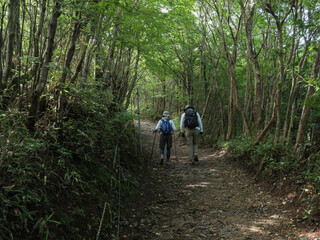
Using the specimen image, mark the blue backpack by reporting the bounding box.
[160,119,171,135]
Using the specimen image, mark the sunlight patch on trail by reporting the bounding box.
[186,182,211,188]
[200,150,228,161]
[238,224,265,234]
[208,168,219,172]
[202,154,219,159]
[237,218,278,237]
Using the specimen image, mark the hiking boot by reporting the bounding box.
[191,160,195,165]
[165,161,170,167]
[160,158,164,165]
[166,158,170,165]
[194,156,198,162]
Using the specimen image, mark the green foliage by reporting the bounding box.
[226,136,254,156]
[0,85,143,239]
[227,136,294,179]
[226,134,320,205]
[0,112,58,239]
[297,147,320,190]
[201,134,221,148]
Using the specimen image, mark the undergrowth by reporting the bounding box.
[0,84,143,239]
[227,137,294,177]
[219,135,320,219]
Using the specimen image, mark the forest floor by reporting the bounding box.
[120,120,320,240]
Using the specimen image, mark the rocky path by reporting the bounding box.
[121,120,319,240]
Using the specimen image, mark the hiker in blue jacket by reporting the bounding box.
[154,111,176,165]
[180,105,203,164]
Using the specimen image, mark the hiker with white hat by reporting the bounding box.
[154,111,176,165]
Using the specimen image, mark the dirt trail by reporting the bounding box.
[121,120,319,240]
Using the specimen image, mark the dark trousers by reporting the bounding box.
[159,133,172,160]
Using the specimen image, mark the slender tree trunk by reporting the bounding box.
[244,55,251,120]
[124,48,140,110]
[282,4,298,139]
[70,35,89,83]
[15,0,25,101]
[162,78,166,110]
[219,96,225,140]
[203,52,208,100]
[27,0,61,130]
[105,11,120,85]
[226,76,235,140]
[0,2,7,90]
[34,0,47,61]
[254,89,278,145]
[294,42,320,150]
[10,0,46,93]
[202,58,219,119]
[60,16,81,85]
[214,1,248,139]
[2,0,19,84]
[240,1,263,134]
[283,40,310,139]
[273,23,285,144]
[82,38,96,84]
[233,75,250,135]
[58,15,82,120]
[256,3,292,144]
[1,0,20,108]
[287,98,297,144]
[81,12,101,84]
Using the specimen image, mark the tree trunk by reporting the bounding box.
[233,75,250,135]
[259,3,292,144]
[283,40,310,140]
[287,98,297,145]
[1,0,20,108]
[214,1,247,139]
[58,15,82,120]
[219,96,225,140]
[273,22,285,145]
[294,42,320,150]
[202,58,219,119]
[70,35,90,83]
[82,38,96,84]
[226,77,235,140]
[27,0,61,130]
[124,48,140,110]
[254,89,278,145]
[2,0,19,85]
[60,16,81,85]
[240,1,263,134]
[244,55,252,122]
[0,2,7,90]
[10,0,47,97]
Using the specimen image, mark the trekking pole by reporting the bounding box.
[150,131,157,162]
[174,133,179,162]
[136,88,142,153]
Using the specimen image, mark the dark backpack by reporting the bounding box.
[160,119,172,135]
[184,108,198,129]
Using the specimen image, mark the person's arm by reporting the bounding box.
[197,113,203,133]
[170,120,176,134]
[154,120,161,132]
[180,113,185,134]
